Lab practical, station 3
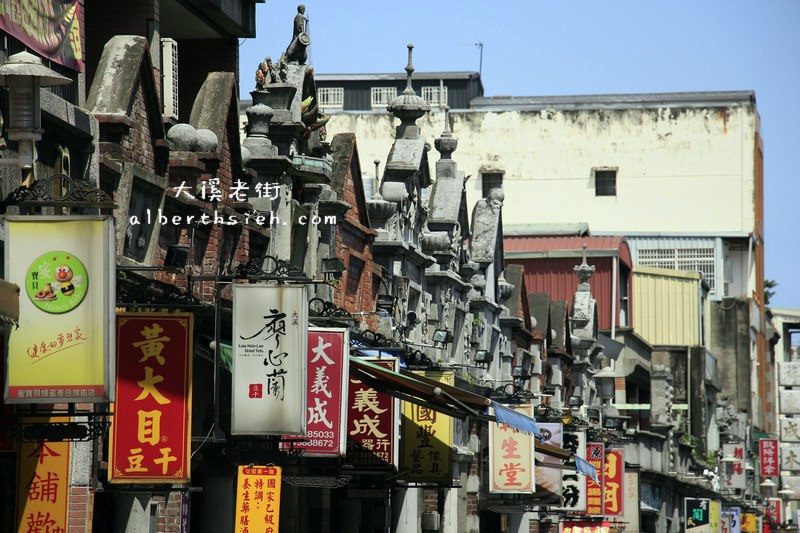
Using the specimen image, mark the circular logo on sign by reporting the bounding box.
[26,251,89,314]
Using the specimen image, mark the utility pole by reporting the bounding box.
[474,41,483,77]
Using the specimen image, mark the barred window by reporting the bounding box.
[594,169,617,196]
[422,86,448,107]
[638,248,716,292]
[318,87,344,109]
[370,86,397,108]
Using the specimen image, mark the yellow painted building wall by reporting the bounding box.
[632,266,703,346]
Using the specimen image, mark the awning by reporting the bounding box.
[349,356,576,464]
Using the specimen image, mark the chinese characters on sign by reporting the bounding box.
[623,471,640,533]
[232,285,308,435]
[782,445,800,471]
[722,507,741,533]
[346,358,398,467]
[603,450,624,516]
[489,404,535,493]
[741,512,757,533]
[760,438,779,477]
[5,217,115,404]
[173,179,280,203]
[685,498,711,533]
[766,498,782,525]
[282,328,349,456]
[235,466,281,533]
[723,443,746,489]
[781,417,800,442]
[16,419,70,533]
[584,443,605,515]
[400,371,454,483]
[110,314,193,483]
[556,431,587,512]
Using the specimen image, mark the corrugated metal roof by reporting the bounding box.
[504,236,632,269]
[633,267,702,346]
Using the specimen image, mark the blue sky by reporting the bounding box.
[240,0,800,309]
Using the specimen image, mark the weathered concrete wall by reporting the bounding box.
[321,104,757,235]
[708,297,753,416]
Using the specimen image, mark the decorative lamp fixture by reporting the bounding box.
[321,257,346,281]
[569,396,584,408]
[164,244,190,268]
[0,51,71,170]
[586,407,601,422]
[432,328,453,345]
[375,294,396,314]
[720,454,738,463]
[760,478,778,488]
[778,488,795,496]
[474,349,491,364]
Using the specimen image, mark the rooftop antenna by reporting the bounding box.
[474,41,483,77]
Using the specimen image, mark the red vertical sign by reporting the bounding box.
[346,358,397,467]
[766,498,782,525]
[603,450,624,516]
[109,314,193,483]
[585,443,605,515]
[760,439,779,477]
[282,328,349,456]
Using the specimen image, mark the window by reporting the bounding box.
[481,172,503,198]
[638,247,717,293]
[594,169,617,196]
[422,86,448,107]
[370,86,397,108]
[317,87,344,109]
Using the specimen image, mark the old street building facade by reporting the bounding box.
[0,4,789,533]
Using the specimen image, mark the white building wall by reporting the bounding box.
[322,104,757,237]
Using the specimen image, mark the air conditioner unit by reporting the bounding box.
[161,38,178,120]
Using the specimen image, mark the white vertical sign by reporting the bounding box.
[232,284,308,434]
[554,430,587,512]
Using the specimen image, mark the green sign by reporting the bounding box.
[26,251,88,314]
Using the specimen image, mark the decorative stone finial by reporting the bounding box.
[404,44,415,95]
[434,105,458,159]
[387,43,430,131]
[574,243,595,284]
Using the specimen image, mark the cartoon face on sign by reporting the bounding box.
[26,251,88,313]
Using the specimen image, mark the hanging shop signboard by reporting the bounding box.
[109,313,193,483]
[623,470,640,533]
[232,284,308,435]
[562,521,611,533]
[346,357,398,468]
[722,443,746,489]
[16,418,70,533]
[0,1,83,71]
[282,328,349,456]
[5,216,115,403]
[234,465,281,533]
[584,443,605,515]
[603,450,624,516]
[760,438,779,477]
[554,430,587,512]
[781,417,800,442]
[489,404,535,493]
[721,507,741,533]
[686,498,711,533]
[400,370,454,483]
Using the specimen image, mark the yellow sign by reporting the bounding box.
[4,217,115,403]
[235,466,281,533]
[16,418,70,533]
[400,371,454,482]
[709,501,720,533]
[741,512,757,533]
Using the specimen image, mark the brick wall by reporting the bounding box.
[333,151,379,330]
[67,485,92,533]
[153,492,183,533]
